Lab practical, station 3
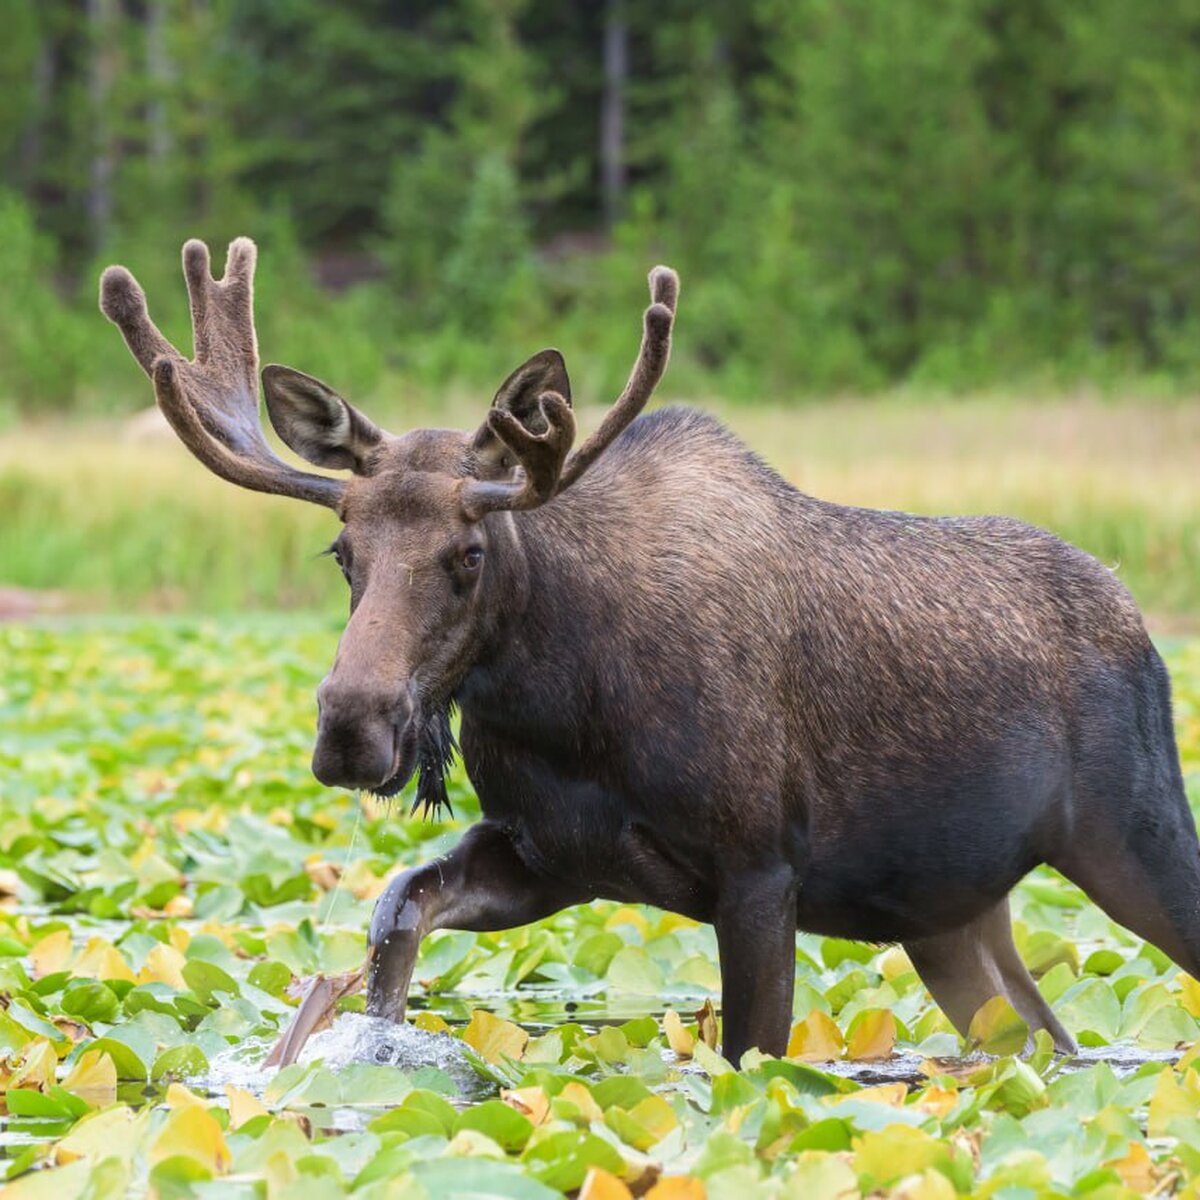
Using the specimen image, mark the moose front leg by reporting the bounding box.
[714,863,799,1063]
[367,820,585,1022]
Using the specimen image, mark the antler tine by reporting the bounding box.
[556,265,678,492]
[100,239,344,510]
[460,391,577,518]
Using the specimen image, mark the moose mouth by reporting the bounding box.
[368,704,459,818]
[370,719,422,800]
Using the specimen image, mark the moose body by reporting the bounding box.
[101,239,1200,1061]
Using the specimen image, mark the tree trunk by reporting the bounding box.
[87,0,118,250]
[17,30,55,190]
[600,0,628,230]
[146,0,175,166]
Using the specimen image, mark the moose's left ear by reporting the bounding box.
[263,365,383,472]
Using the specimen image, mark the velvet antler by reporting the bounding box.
[100,239,345,509]
[460,265,678,518]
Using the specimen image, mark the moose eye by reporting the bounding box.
[462,547,484,571]
[326,543,350,582]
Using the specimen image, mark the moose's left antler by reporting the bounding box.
[460,265,678,518]
[558,265,678,491]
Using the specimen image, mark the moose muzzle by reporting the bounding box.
[311,675,415,792]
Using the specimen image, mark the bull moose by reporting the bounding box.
[100,238,1200,1062]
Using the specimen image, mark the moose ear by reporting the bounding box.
[471,349,572,471]
[492,348,571,426]
[263,365,383,472]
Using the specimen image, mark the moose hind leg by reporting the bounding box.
[1052,657,1200,980]
[368,819,586,1022]
[906,898,1076,1053]
[1051,799,1200,980]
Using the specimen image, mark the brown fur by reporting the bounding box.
[102,239,1200,1063]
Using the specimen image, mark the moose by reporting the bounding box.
[100,238,1200,1062]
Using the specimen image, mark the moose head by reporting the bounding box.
[100,239,678,808]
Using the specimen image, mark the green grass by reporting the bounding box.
[4,393,1200,620]
[0,618,1199,1194]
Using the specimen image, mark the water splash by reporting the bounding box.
[205,1036,278,1095]
[301,1013,481,1094]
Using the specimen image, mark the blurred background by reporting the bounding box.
[0,1,1198,622]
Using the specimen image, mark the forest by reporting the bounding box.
[4,0,1200,416]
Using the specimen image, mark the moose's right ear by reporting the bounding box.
[263,365,383,473]
[471,349,572,474]
[491,349,572,427]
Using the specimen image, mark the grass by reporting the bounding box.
[0,617,1199,1195]
[3,391,1200,621]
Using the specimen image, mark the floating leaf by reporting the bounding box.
[1178,973,1200,1019]
[782,1152,860,1200]
[522,1128,625,1193]
[845,1009,896,1060]
[139,942,189,989]
[73,937,135,983]
[61,1049,117,1107]
[502,1086,551,1126]
[152,1044,209,1081]
[851,1082,908,1107]
[414,1010,451,1035]
[579,1167,634,1200]
[81,1037,148,1081]
[695,999,718,1050]
[644,1178,707,1200]
[456,1099,535,1152]
[664,1009,694,1058]
[147,1103,231,1174]
[788,1010,845,1061]
[1106,1142,1158,1192]
[463,1009,529,1064]
[606,946,665,994]
[853,1126,948,1188]
[7,1038,58,1092]
[29,929,72,978]
[55,1105,143,1165]
[1148,1066,1200,1137]
[967,995,1028,1055]
[226,1083,269,1129]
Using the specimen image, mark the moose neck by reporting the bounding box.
[471,507,535,666]
[456,487,613,733]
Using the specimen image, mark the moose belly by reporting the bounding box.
[793,758,1069,942]
[465,714,1071,944]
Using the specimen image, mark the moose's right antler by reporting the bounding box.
[100,239,345,510]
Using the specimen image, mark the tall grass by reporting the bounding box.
[2,393,1198,621]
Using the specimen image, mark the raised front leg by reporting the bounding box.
[714,863,799,1063]
[367,820,587,1022]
